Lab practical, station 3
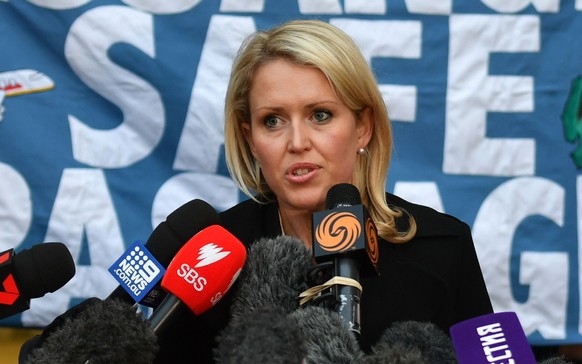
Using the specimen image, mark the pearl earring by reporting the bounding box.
[357,148,366,155]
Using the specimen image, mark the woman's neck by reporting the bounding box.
[278,207,313,249]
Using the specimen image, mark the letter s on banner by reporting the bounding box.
[65,6,164,168]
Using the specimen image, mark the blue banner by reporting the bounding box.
[0,0,581,346]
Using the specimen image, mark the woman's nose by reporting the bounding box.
[287,120,311,153]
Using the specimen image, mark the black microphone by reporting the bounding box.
[0,242,75,319]
[230,235,315,318]
[24,298,157,364]
[538,357,573,364]
[107,199,220,307]
[214,304,307,364]
[216,305,362,364]
[360,321,457,364]
[310,183,379,336]
[290,305,364,364]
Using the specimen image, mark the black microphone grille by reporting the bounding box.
[26,298,158,364]
[164,198,220,242]
[371,321,457,364]
[13,242,76,299]
[146,199,220,265]
[325,183,361,209]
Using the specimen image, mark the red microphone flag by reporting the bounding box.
[161,224,246,315]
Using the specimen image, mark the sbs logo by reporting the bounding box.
[195,243,231,267]
[315,211,361,252]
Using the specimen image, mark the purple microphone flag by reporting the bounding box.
[450,311,537,364]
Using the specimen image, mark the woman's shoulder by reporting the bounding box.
[219,197,280,246]
[386,192,470,238]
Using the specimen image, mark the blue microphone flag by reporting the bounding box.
[108,240,165,303]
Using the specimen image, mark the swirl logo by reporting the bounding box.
[365,218,379,265]
[315,211,361,252]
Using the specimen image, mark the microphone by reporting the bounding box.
[358,345,425,364]
[230,235,314,318]
[0,242,75,319]
[107,199,220,307]
[214,304,306,364]
[24,298,157,364]
[538,357,573,364]
[216,305,362,364]
[148,224,246,334]
[360,321,457,364]
[310,183,379,336]
[450,311,537,364]
[290,305,364,364]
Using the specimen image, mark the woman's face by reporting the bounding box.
[243,59,372,213]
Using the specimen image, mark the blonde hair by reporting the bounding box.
[224,19,415,243]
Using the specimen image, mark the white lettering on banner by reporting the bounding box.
[25,0,91,10]
[473,177,568,339]
[331,19,421,122]
[520,252,568,338]
[221,0,449,15]
[298,0,388,14]
[21,168,124,326]
[121,0,201,15]
[443,14,538,176]
[393,181,445,213]
[174,15,255,172]
[65,6,164,168]
[578,0,582,10]
[299,0,343,14]
[220,0,265,12]
[481,0,559,13]
[0,164,31,251]
[405,0,452,14]
[379,85,417,122]
[344,0,386,14]
[152,173,239,227]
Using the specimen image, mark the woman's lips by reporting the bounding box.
[286,163,319,182]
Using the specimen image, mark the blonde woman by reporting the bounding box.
[212,19,491,361]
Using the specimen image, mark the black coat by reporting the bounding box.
[155,193,493,363]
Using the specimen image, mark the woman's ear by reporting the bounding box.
[357,107,373,148]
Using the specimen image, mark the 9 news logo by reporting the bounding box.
[108,241,165,302]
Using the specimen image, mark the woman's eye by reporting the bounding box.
[263,115,280,128]
[313,110,332,122]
